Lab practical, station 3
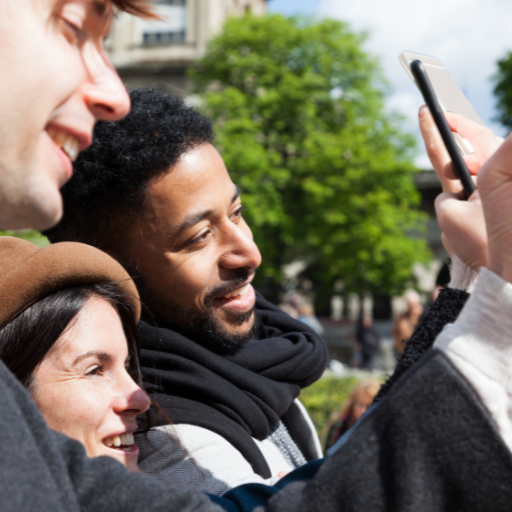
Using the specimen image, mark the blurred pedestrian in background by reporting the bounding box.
[298,303,324,336]
[419,285,444,324]
[356,316,381,370]
[392,290,423,357]
[324,378,381,451]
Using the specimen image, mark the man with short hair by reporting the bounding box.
[46,88,328,494]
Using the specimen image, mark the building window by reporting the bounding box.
[140,0,186,46]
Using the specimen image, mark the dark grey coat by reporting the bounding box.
[266,349,512,512]
[0,358,222,512]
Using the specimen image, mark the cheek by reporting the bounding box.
[7,20,83,95]
[171,255,219,304]
[147,250,217,305]
[34,383,108,450]
[39,43,85,103]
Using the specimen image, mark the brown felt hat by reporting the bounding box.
[0,237,140,329]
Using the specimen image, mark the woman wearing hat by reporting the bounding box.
[0,236,150,473]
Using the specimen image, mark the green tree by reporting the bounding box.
[0,230,48,247]
[191,15,430,298]
[494,51,512,129]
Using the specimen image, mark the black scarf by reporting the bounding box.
[139,291,328,478]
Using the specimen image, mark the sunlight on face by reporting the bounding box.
[32,296,150,472]
[130,143,262,351]
[0,0,130,230]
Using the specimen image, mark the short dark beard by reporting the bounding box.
[140,269,257,354]
[163,303,257,354]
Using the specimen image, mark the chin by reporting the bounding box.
[126,460,141,473]
[0,180,63,230]
[106,450,140,473]
[221,311,255,334]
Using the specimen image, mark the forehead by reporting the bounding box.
[145,144,235,221]
[48,297,127,360]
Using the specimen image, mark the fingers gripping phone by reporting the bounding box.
[400,51,482,198]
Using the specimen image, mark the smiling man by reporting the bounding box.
[129,142,261,352]
[46,88,328,494]
[0,0,140,229]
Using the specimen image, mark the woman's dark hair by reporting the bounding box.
[0,282,141,391]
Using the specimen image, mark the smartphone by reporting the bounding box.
[400,51,480,197]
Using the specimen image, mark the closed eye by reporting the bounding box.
[61,18,87,44]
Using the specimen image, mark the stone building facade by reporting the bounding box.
[107,0,267,96]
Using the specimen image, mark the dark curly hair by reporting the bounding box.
[44,88,214,259]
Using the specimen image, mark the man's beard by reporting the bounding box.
[144,269,257,354]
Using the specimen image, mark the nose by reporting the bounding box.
[114,375,151,417]
[82,45,131,122]
[219,221,262,272]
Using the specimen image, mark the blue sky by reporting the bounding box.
[268,0,512,168]
[267,0,320,16]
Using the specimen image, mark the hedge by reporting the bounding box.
[299,375,360,441]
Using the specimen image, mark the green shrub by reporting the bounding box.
[299,375,359,440]
[0,230,48,248]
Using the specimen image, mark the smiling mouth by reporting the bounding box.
[218,283,251,300]
[47,127,80,162]
[102,432,135,452]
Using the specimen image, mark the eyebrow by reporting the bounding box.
[73,351,112,366]
[170,185,241,239]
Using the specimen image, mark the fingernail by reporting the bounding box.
[419,105,430,118]
[459,137,474,154]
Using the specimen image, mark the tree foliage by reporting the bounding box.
[0,230,48,247]
[191,14,430,295]
[493,51,512,129]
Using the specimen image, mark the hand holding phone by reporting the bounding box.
[400,51,482,198]
[410,60,476,198]
[403,53,502,273]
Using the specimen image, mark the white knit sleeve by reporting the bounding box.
[136,424,291,496]
[434,267,512,453]
[448,254,479,292]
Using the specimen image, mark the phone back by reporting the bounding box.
[400,51,484,126]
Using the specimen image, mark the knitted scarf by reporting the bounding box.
[138,291,328,477]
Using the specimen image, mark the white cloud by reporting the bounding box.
[318,0,512,167]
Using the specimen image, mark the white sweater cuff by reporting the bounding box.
[434,267,512,451]
[436,267,512,391]
[448,255,479,292]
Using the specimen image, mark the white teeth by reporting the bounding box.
[63,136,80,162]
[222,284,250,299]
[104,433,134,449]
[47,127,80,162]
[120,433,134,446]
